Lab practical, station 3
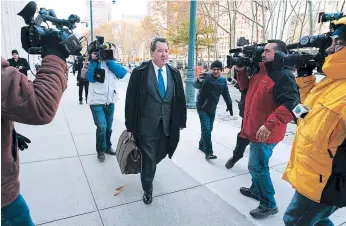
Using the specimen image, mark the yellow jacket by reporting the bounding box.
[283,46,346,207]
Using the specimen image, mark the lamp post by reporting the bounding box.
[185,0,197,109]
[89,0,94,42]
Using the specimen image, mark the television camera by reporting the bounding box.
[279,12,345,73]
[227,12,345,74]
[87,36,115,61]
[18,1,82,56]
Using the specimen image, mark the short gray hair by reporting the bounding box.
[150,37,169,54]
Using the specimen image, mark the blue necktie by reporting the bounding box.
[158,68,165,98]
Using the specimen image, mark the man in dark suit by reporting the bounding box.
[125,37,187,204]
[7,50,30,76]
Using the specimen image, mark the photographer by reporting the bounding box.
[7,49,30,76]
[283,17,346,226]
[73,55,89,104]
[1,32,69,225]
[236,40,300,219]
[194,60,233,160]
[86,40,128,162]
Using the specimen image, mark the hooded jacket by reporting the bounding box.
[238,62,300,143]
[283,46,346,207]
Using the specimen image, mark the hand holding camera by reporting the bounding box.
[297,65,315,78]
[41,29,70,61]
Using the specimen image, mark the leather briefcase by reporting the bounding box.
[115,130,142,174]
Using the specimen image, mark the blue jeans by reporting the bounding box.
[90,104,115,153]
[1,194,35,226]
[248,142,277,209]
[197,109,215,154]
[284,191,339,226]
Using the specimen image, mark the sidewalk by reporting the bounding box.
[16,74,346,226]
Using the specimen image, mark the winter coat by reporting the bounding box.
[125,61,187,158]
[283,47,346,207]
[86,60,127,105]
[194,73,232,114]
[238,62,300,143]
[1,56,67,207]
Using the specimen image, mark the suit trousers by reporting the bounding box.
[139,120,169,193]
[78,80,89,102]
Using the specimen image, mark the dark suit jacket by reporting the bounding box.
[125,61,187,158]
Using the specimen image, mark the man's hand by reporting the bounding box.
[256,125,271,143]
[197,73,203,82]
[234,66,246,72]
[17,133,31,151]
[226,106,233,116]
[297,65,315,77]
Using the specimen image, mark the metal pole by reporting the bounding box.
[185,0,197,109]
[90,0,94,42]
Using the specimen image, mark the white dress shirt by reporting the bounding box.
[152,62,168,91]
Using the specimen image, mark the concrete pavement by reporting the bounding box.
[15,73,346,226]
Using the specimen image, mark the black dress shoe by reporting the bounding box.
[97,152,105,162]
[205,153,217,160]
[79,100,83,105]
[105,148,116,155]
[143,192,152,204]
[240,187,260,201]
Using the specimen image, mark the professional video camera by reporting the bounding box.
[226,37,266,75]
[88,36,115,61]
[18,1,82,56]
[280,12,345,73]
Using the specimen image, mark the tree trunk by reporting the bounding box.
[274,0,282,39]
[308,0,313,35]
[261,0,266,42]
[251,1,255,42]
[232,1,237,48]
[299,1,308,39]
[280,0,288,40]
[255,4,259,42]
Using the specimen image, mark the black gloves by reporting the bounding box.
[297,65,315,77]
[41,29,70,61]
[226,105,233,116]
[17,133,31,151]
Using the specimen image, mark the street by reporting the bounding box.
[15,72,345,226]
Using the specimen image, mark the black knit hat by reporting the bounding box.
[12,49,19,55]
[211,60,223,70]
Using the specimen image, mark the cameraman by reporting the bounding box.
[236,40,300,219]
[1,32,69,225]
[86,41,128,162]
[73,55,89,104]
[283,18,346,226]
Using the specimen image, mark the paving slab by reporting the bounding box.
[39,212,103,226]
[206,169,346,226]
[72,119,125,156]
[20,135,78,163]
[15,108,70,139]
[80,155,200,210]
[20,158,97,225]
[100,186,254,226]
[173,140,249,184]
